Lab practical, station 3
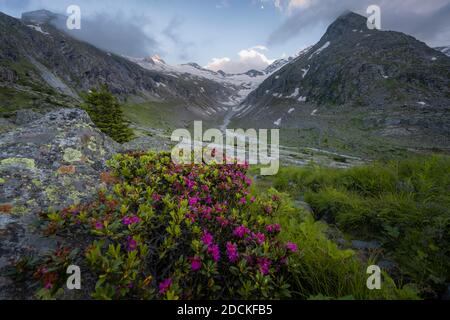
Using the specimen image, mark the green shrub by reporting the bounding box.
[82,86,134,143]
[9,152,423,300]
[32,152,299,300]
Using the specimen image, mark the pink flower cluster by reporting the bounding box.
[191,256,202,271]
[286,242,298,253]
[202,230,220,262]
[266,224,281,233]
[258,258,271,275]
[126,236,138,252]
[122,215,140,226]
[226,242,239,263]
[159,278,172,294]
[233,225,250,238]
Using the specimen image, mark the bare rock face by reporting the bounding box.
[0,108,119,298]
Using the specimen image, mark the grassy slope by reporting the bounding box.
[122,101,181,133]
[253,155,450,298]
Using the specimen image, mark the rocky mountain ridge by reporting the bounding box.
[0,10,237,115]
[241,12,450,112]
[230,12,450,155]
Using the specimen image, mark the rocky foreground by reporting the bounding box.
[0,108,121,298]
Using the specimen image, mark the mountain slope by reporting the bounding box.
[232,12,450,155]
[241,12,449,112]
[435,46,450,57]
[0,10,235,115]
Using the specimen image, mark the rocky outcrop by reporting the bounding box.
[0,108,119,298]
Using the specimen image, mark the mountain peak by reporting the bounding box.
[21,9,59,25]
[151,55,166,65]
[142,55,166,65]
[324,11,368,38]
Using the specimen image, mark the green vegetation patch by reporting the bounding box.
[10,152,416,300]
[271,155,450,297]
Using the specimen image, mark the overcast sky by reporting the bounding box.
[1,0,449,73]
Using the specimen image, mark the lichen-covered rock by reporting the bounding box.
[13,109,43,126]
[0,108,119,298]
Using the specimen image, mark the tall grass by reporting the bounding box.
[270,155,450,297]
[272,193,418,299]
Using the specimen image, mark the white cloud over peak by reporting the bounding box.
[205,46,276,74]
[260,0,314,13]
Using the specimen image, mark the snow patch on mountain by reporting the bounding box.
[301,66,310,78]
[434,46,450,57]
[309,41,330,60]
[288,88,300,98]
[27,24,49,35]
[128,55,289,105]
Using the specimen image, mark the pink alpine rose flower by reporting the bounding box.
[122,215,140,226]
[126,236,138,252]
[286,242,298,253]
[94,222,104,230]
[191,256,202,271]
[233,225,250,238]
[201,231,214,246]
[254,232,266,245]
[258,258,271,275]
[159,278,172,294]
[208,244,220,262]
[226,242,239,263]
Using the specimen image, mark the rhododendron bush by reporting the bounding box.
[35,152,297,299]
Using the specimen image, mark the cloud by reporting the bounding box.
[49,13,161,57]
[267,0,450,47]
[259,0,313,13]
[163,16,195,61]
[205,46,276,73]
[216,0,230,9]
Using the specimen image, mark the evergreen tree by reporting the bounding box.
[82,86,134,143]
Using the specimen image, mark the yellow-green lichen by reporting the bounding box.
[11,205,29,215]
[63,148,83,163]
[87,137,97,152]
[0,177,5,184]
[68,191,84,205]
[45,186,60,203]
[32,179,43,187]
[0,157,36,170]
[26,199,37,207]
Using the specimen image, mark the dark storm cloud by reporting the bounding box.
[163,16,195,61]
[268,0,450,47]
[49,14,161,57]
[386,3,450,47]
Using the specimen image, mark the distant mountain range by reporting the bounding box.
[1,10,449,155]
[0,10,298,118]
[128,54,292,107]
[231,12,450,155]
